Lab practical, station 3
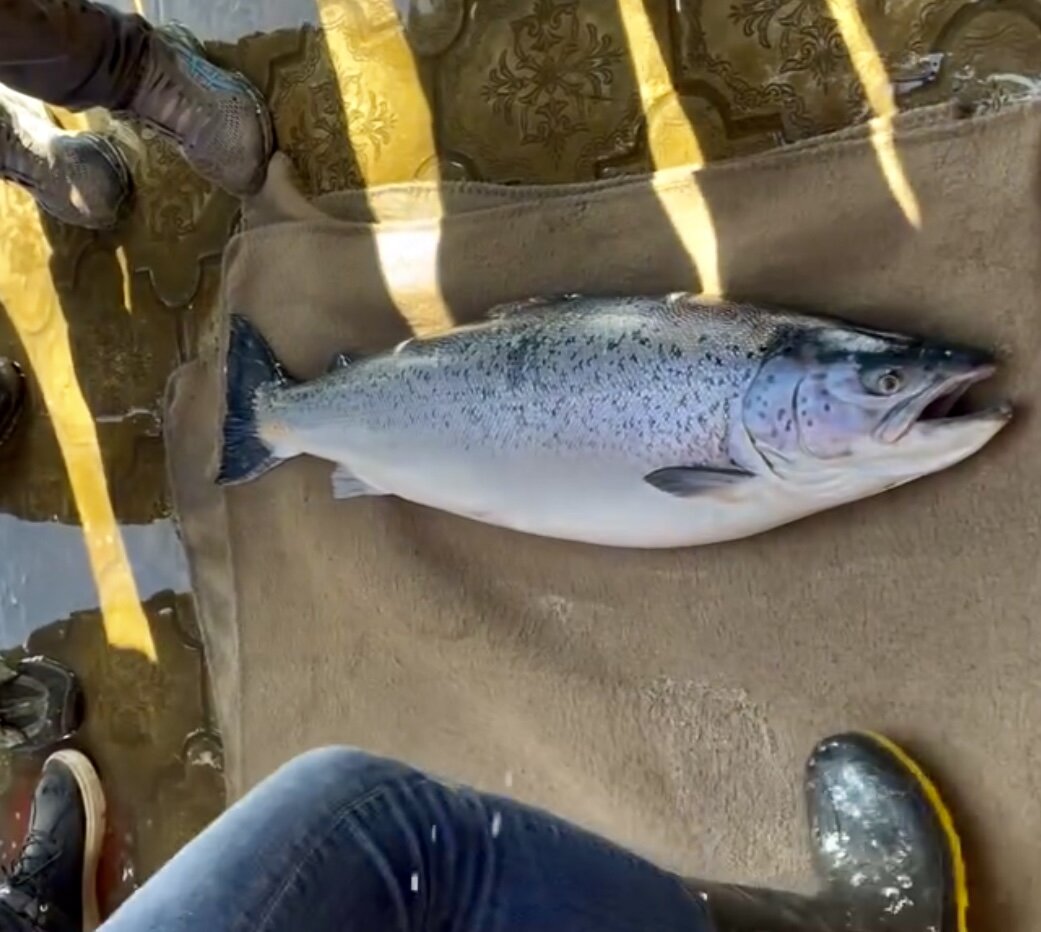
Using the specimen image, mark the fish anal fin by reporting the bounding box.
[331,465,387,500]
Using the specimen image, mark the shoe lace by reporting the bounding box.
[131,42,206,145]
[1,829,60,896]
[0,90,50,186]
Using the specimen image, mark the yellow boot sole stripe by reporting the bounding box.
[863,731,969,932]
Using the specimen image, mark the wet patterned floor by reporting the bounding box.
[1,0,1039,916]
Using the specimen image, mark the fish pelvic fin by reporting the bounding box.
[218,315,295,486]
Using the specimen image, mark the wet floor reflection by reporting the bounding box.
[0,592,223,914]
[0,516,189,648]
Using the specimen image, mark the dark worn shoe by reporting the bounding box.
[0,750,105,932]
[122,23,273,196]
[0,359,26,453]
[0,657,82,755]
[0,86,131,230]
[805,732,967,932]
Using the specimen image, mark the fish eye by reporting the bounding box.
[864,368,904,395]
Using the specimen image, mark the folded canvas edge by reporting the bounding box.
[164,353,246,798]
[244,97,1038,234]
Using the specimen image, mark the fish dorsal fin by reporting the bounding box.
[486,294,579,320]
[644,466,753,498]
[327,351,356,373]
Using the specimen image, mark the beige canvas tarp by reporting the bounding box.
[166,100,1041,928]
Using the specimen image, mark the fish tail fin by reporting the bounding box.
[218,315,295,486]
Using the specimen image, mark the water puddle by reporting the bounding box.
[0,515,190,648]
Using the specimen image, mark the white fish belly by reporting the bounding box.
[304,431,832,549]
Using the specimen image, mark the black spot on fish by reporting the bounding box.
[824,403,831,412]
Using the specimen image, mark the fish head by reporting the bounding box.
[741,324,1011,491]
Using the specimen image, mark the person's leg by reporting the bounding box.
[0,0,140,229]
[0,0,150,110]
[0,1,271,202]
[100,746,713,932]
[0,736,967,932]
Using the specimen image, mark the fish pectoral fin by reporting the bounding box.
[644,466,754,498]
[331,465,387,500]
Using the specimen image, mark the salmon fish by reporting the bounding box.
[217,294,1010,549]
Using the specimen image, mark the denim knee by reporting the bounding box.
[270,746,421,805]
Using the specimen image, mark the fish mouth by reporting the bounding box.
[879,363,1011,443]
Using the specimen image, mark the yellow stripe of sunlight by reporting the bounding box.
[0,187,157,661]
[616,0,721,297]
[315,0,453,335]
[824,0,922,228]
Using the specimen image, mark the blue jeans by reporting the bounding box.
[100,747,713,931]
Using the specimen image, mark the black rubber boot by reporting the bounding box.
[692,732,967,932]
[0,658,83,754]
[805,732,966,932]
[0,360,26,454]
[0,750,106,932]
